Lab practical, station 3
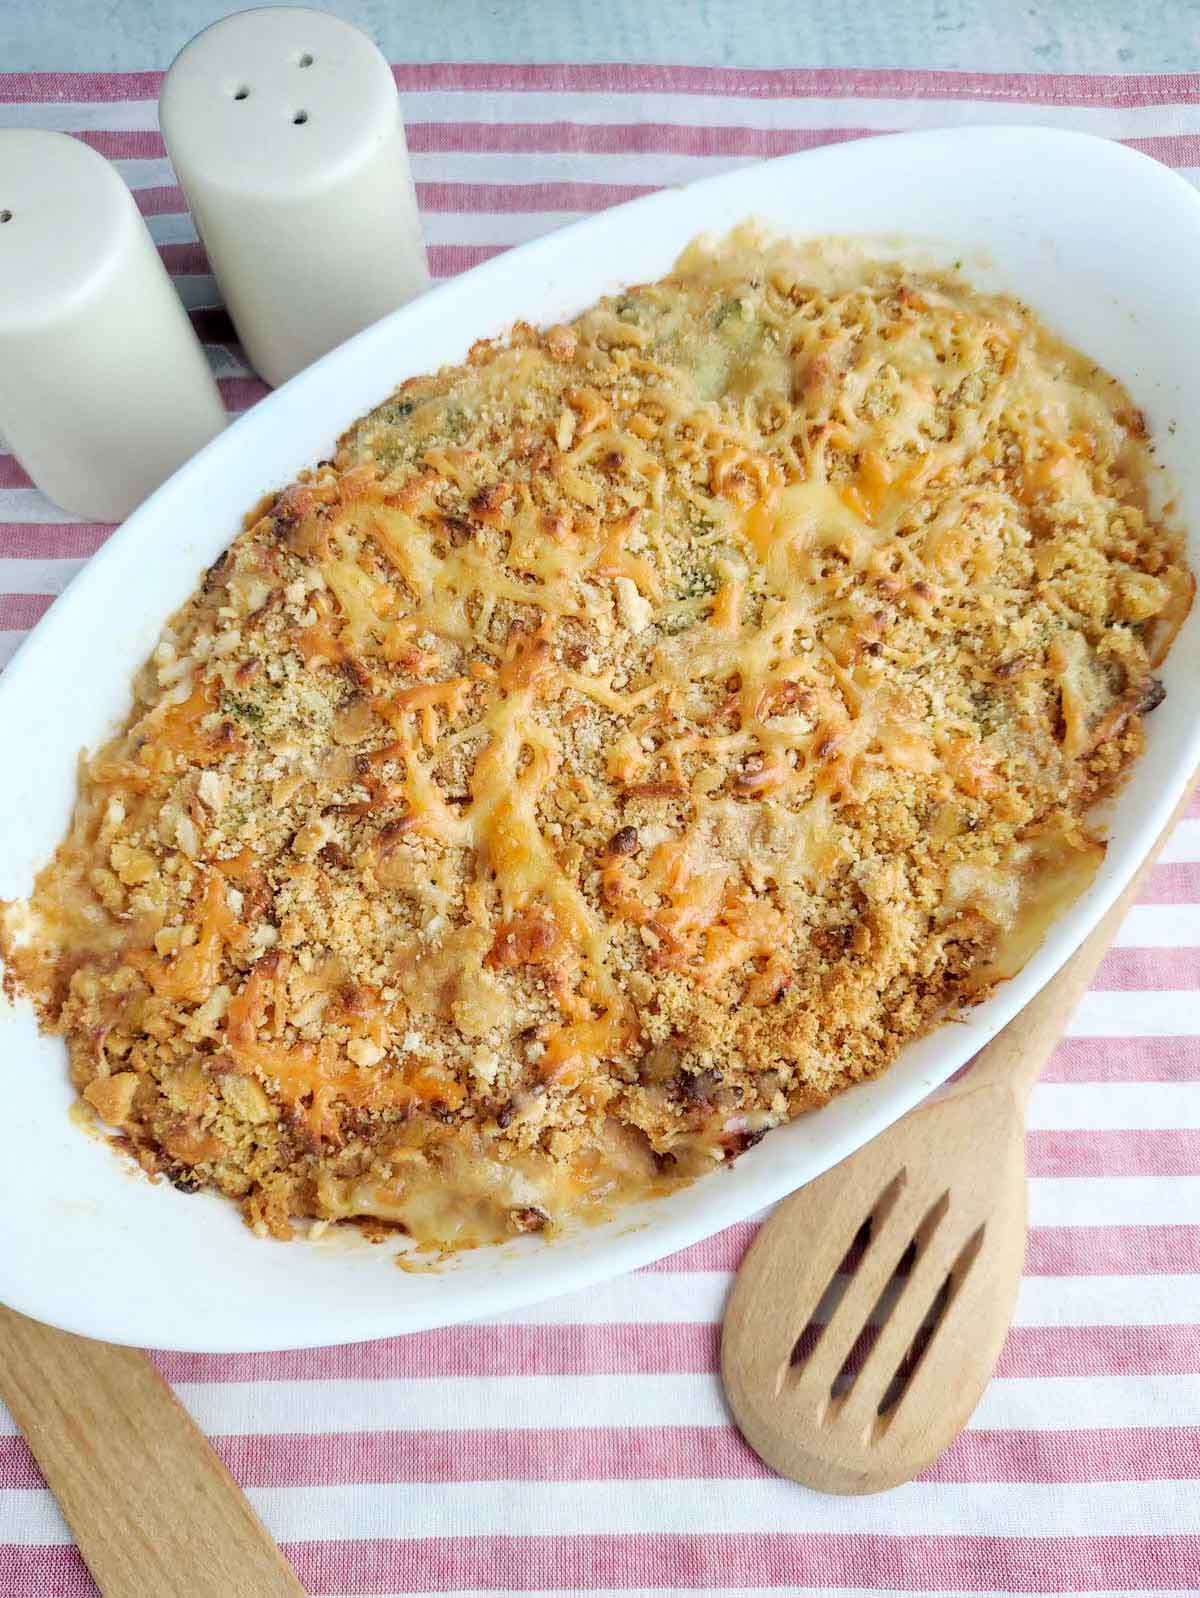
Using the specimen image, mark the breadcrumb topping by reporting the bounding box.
[3,230,1192,1249]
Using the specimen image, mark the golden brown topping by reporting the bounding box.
[4,228,1191,1252]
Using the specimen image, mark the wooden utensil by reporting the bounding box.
[722,781,1195,1495]
[0,1308,303,1597]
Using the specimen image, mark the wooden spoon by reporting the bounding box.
[0,1308,303,1596]
[722,781,1194,1495]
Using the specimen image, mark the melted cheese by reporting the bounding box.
[6,227,1191,1253]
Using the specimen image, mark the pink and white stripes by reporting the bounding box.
[2,62,1199,1598]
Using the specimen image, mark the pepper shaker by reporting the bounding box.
[0,131,227,522]
[160,8,429,389]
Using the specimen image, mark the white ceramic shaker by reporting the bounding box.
[160,7,430,389]
[0,131,227,522]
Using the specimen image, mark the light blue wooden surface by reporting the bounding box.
[1,0,1198,73]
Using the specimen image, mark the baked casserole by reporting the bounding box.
[3,231,1192,1249]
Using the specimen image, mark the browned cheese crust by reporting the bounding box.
[3,231,1193,1248]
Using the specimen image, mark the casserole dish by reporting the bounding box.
[2,125,1198,1351]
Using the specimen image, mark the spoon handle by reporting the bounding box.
[965,773,1198,1105]
[0,1306,303,1598]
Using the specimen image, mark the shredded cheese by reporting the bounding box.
[4,227,1191,1252]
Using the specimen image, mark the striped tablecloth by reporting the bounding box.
[3,64,1200,1598]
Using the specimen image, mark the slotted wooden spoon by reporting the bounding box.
[722,779,1195,1495]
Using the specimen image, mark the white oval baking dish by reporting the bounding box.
[2,125,1198,1351]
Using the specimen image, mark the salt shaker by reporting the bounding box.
[160,8,430,388]
[0,131,227,523]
